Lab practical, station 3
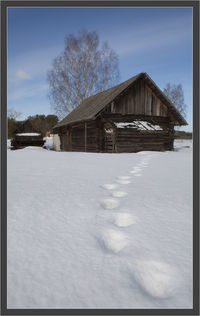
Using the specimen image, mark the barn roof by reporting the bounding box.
[53,72,187,129]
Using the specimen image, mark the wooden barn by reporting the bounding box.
[52,73,187,153]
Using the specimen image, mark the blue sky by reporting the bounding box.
[7,7,193,131]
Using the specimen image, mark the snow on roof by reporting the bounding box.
[16,133,41,136]
[114,121,163,131]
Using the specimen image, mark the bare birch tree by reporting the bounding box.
[47,30,120,119]
[163,83,187,118]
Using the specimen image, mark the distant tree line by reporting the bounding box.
[7,113,58,138]
[174,130,192,139]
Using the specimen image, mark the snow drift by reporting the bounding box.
[7,140,193,309]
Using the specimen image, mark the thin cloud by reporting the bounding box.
[8,45,62,84]
[16,70,31,80]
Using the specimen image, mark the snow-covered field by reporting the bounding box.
[7,140,193,309]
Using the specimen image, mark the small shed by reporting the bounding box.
[52,72,187,153]
[11,133,45,149]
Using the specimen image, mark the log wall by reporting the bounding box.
[115,129,173,153]
[59,121,101,152]
[59,117,174,153]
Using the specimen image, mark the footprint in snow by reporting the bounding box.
[101,229,128,253]
[101,198,119,210]
[130,259,179,299]
[111,191,128,198]
[112,213,137,227]
[130,168,142,175]
[130,170,141,174]
[102,183,118,190]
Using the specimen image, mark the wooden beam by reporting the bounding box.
[100,113,170,124]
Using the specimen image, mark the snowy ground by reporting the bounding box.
[7,140,193,309]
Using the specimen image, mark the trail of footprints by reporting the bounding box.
[99,153,179,299]
[100,154,151,253]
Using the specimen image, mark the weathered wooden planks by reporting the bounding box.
[59,117,174,153]
[59,121,101,152]
[110,78,168,118]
